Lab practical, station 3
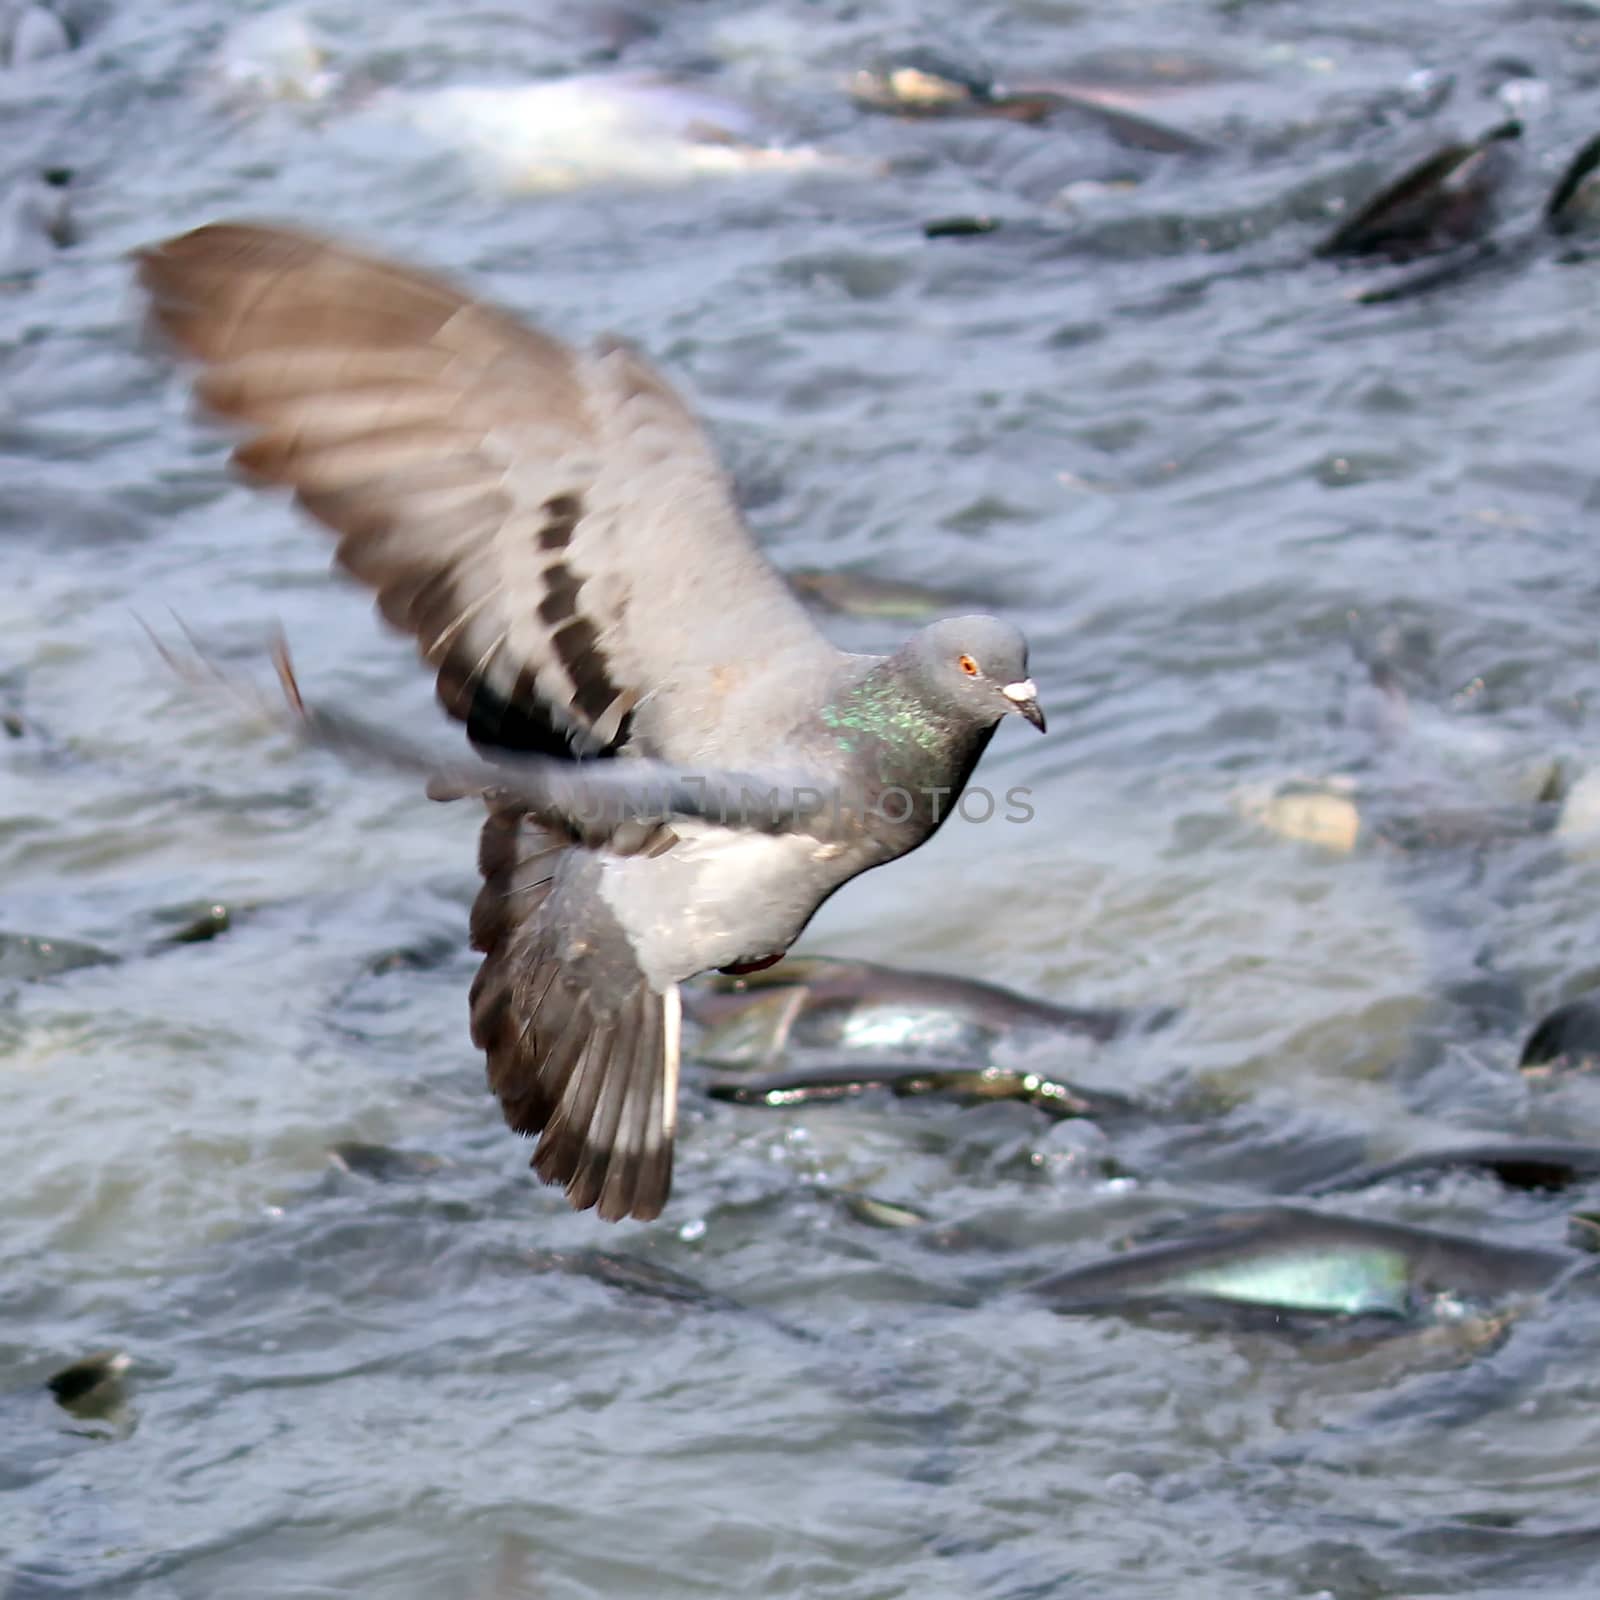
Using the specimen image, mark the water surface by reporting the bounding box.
[8,0,1600,1594]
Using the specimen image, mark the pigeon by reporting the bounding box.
[135,221,1045,1222]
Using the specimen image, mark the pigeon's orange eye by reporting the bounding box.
[958,654,979,676]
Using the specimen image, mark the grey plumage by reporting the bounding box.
[137,221,1044,1222]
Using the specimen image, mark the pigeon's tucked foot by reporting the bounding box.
[719,952,784,976]
[470,806,679,1222]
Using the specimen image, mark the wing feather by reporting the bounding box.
[137,220,837,764]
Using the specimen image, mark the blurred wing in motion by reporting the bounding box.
[135,221,837,767]
[262,636,838,836]
[145,624,838,838]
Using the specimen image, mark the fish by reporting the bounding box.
[1544,131,1600,238]
[46,1349,131,1414]
[327,1141,452,1182]
[0,931,118,981]
[683,954,1166,1064]
[357,73,851,195]
[848,48,1211,155]
[1303,1141,1600,1197]
[1520,995,1600,1079]
[705,1057,1143,1119]
[1027,1206,1571,1322]
[1316,121,1523,264]
[1333,124,1600,304]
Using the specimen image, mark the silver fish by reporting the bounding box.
[1028,1206,1571,1322]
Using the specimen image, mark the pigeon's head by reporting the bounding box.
[907,615,1045,733]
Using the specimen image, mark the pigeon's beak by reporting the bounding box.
[1001,679,1046,733]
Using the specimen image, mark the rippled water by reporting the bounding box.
[10,0,1600,1594]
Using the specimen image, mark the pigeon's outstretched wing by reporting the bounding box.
[265,635,838,838]
[135,221,839,765]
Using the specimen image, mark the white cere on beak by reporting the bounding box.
[1001,679,1038,704]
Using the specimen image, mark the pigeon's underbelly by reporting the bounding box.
[594,826,869,990]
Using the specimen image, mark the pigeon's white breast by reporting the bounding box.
[596,823,856,989]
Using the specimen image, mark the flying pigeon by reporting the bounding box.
[136,222,1045,1222]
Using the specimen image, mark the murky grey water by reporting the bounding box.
[9,0,1600,1594]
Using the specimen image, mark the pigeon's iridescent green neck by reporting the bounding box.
[820,670,950,758]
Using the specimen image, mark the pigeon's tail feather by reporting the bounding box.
[532,980,678,1223]
[470,805,678,1222]
[477,966,679,1224]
